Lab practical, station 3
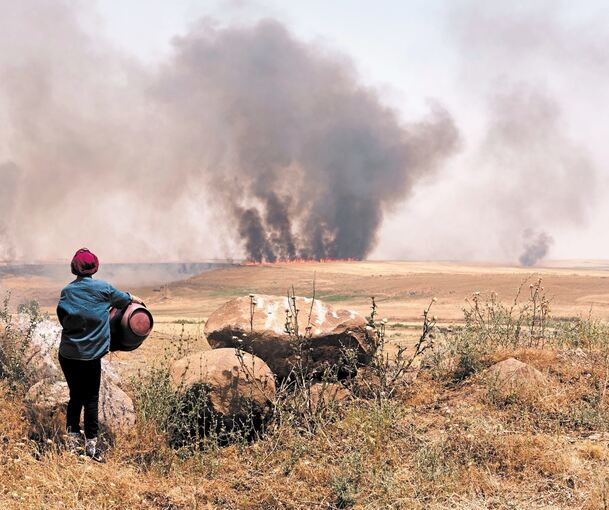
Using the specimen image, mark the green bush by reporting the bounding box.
[0,293,42,394]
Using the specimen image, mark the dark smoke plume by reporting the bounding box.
[158,20,459,261]
[0,5,458,263]
[519,229,553,266]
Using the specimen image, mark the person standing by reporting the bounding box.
[56,248,143,461]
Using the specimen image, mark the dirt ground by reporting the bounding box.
[140,259,609,322]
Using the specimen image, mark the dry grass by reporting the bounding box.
[3,344,609,509]
[3,267,609,508]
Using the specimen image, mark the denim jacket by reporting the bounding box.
[57,276,131,360]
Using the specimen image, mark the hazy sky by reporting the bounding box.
[95,0,458,116]
[92,0,609,261]
[2,0,608,263]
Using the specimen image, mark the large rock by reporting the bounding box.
[25,379,70,409]
[25,377,136,435]
[99,377,137,431]
[485,358,547,396]
[14,316,128,385]
[204,295,372,378]
[11,316,62,380]
[170,348,275,426]
[13,317,125,384]
[18,318,137,436]
[25,380,69,436]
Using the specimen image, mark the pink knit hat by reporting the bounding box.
[71,248,99,276]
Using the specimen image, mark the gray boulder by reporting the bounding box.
[16,316,62,380]
[99,377,137,431]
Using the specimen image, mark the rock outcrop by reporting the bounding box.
[25,380,70,410]
[13,318,137,432]
[204,295,372,378]
[99,377,137,431]
[170,348,275,425]
[25,380,69,436]
[16,316,62,380]
[25,377,137,435]
[485,358,547,396]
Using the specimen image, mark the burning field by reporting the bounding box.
[2,1,609,508]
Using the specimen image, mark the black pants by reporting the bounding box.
[58,354,101,439]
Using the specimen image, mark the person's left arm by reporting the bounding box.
[56,289,68,326]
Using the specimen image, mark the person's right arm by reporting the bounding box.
[106,284,136,309]
[130,294,145,305]
[106,283,145,308]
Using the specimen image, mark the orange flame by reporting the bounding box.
[241,258,358,266]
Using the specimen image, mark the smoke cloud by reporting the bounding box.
[519,229,553,267]
[379,1,602,265]
[157,21,458,260]
[476,86,595,265]
[1,1,605,265]
[0,3,458,263]
[457,1,601,266]
[0,162,21,262]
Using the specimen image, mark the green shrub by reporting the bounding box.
[0,293,42,394]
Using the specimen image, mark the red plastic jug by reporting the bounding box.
[109,302,153,352]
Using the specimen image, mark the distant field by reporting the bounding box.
[3,259,609,375]
[139,260,609,323]
[4,259,609,322]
